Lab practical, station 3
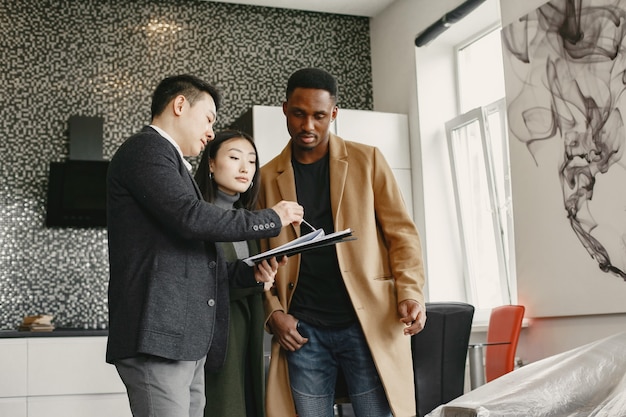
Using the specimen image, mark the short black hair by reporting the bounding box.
[286,68,338,102]
[150,74,222,120]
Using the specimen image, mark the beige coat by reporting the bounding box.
[258,134,425,417]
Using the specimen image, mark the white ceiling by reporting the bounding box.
[204,0,398,17]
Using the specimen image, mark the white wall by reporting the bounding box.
[370,0,465,303]
[371,0,626,365]
[371,0,501,314]
[499,0,547,26]
[369,0,442,285]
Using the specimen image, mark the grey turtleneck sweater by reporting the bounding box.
[214,189,250,259]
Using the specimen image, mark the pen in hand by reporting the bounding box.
[301,219,317,232]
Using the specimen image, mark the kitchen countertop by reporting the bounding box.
[0,328,108,338]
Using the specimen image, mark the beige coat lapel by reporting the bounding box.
[274,142,299,237]
[328,133,348,228]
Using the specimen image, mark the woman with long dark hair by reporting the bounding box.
[195,130,277,417]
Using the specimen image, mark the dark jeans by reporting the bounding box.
[287,321,392,417]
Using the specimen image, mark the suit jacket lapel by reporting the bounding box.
[146,125,203,200]
[187,168,202,199]
[175,149,201,199]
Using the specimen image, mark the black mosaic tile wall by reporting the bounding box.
[0,0,372,329]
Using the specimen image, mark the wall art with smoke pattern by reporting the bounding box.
[502,0,626,317]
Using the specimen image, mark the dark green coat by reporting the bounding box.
[205,240,266,417]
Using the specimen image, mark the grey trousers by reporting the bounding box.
[115,355,206,417]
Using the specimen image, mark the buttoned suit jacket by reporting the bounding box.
[106,126,281,365]
[259,133,426,417]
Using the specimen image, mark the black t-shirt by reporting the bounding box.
[289,154,357,328]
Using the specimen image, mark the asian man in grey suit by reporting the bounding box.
[106,74,303,417]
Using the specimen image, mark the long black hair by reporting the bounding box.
[194,129,260,210]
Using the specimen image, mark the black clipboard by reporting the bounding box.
[243,228,356,266]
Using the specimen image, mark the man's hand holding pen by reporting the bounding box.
[271,200,304,227]
[300,218,317,233]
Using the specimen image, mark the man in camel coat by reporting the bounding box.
[258,68,426,417]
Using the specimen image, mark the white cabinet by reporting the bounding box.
[0,338,28,417]
[335,109,410,169]
[28,394,130,417]
[335,109,413,217]
[0,397,27,417]
[0,339,27,397]
[28,337,125,396]
[232,105,414,218]
[0,336,131,417]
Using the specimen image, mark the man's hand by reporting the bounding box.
[254,256,287,291]
[268,311,308,351]
[271,200,304,227]
[398,299,426,336]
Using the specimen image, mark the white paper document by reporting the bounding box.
[243,228,355,266]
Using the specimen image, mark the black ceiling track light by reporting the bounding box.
[414,0,487,47]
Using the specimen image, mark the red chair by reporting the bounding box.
[485,304,525,382]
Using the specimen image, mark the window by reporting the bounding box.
[444,27,516,313]
[456,27,506,113]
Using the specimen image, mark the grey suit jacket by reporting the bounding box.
[106,126,281,363]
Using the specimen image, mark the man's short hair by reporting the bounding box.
[286,68,338,102]
[151,74,222,120]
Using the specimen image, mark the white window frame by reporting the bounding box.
[444,98,516,315]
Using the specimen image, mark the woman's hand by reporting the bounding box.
[254,256,287,290]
